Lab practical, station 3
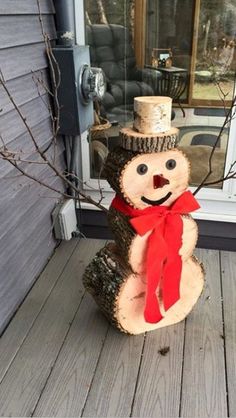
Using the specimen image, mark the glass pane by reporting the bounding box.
[146,0,195,103]
[177,119,230,189]
[84,0,235,190]
[85,0,136,178]
[145,0,234,189]
[192,0,236,103]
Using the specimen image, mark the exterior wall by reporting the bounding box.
[0,0,65,333]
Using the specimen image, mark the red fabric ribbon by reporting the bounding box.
[111,191,200,323]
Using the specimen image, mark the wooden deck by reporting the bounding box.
[0,238,235,417]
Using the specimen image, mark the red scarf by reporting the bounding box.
[111,191,200,323]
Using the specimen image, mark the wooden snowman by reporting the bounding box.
[83,96,204,335]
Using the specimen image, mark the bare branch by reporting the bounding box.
[0,68,5,83]
[1,156,48,165]
[200,160,236,187]
[96,0,108,24]
[86,11,92,25]
[31,71,54,97]
[0,3,109,214]
[0,149,65,197]
[193,94,236,195]
[65,171,106,206]
[36,0,61,138]
[0,134,7,149]
[0,173,24,181]
[0,78,108,212]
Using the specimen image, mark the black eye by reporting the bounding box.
[166,159,176,170]
[137,164,148,175]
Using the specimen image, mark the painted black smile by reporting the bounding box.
[141,192,172,206]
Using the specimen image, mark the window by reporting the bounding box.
[78,0,236,221]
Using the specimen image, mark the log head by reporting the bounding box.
[120,149,190,209]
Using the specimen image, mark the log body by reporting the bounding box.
[83,214,204,335]
[83,97,204,335]
[116,255,204,334]
[115,215,204,334]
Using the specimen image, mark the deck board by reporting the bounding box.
[0,239,104,417]
[221,251,236,417]
[0,239,77,383]
[0,239,235,417]
[82,327,145,418]
[180,249,227,417]
[33,293,109,417]
[131,321,185,417]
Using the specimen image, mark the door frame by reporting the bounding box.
[134,0,147,67]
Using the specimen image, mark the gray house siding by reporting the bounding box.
[0,0,65,333]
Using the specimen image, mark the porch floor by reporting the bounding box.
[0,238,235,417]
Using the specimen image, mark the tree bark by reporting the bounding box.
[96,0,108,24]
[129,0,135,45]
[85,11,92,25]
[203,19,211,57]
[120,127,179,153]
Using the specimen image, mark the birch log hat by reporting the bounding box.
[120,96,179,153]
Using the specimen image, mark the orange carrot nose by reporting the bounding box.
[153,174,169,189]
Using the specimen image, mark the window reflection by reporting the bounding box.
[84,0,235,189]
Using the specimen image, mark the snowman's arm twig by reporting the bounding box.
[193,95,236,195]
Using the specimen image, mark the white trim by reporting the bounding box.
[223,85,236,195]
[74,0,85,45]
[192,212,236,223]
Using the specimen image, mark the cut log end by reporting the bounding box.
[83,243,205,335]
[116,256,205,335]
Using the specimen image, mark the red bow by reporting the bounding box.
[111,191,200,323]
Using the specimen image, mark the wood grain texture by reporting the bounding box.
[134,0,146,67]
[145,0,158,65]
[0,43,48,81]
[221,251,236,417]
[180,249,227,417]
[0,0,54,14]
[131,322,185,417]
[82,327,144,417]
[0,15,56,49]
[0,244,234,417]
[0,239,104,417]
[0,94,50,145]
[0,71,49,116]
[0,239,77,381]
[33,294,109,417]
